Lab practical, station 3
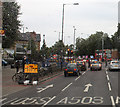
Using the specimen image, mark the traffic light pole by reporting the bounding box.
[0,1,2,104]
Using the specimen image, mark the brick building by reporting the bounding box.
[15,31,41,59]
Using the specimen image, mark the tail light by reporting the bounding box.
[74,69,77,71]
[82,62,85,65]
[65,69,67,71]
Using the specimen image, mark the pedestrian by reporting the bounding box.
[105,60,107,67]
[15,60,20,73]
[22,56,28,73]
[88,59,90,68]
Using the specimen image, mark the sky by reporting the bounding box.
[17,0,119,48]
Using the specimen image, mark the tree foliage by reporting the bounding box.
[2,2,21,48]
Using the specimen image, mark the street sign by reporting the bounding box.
[24,64,38,73]
[0,30,5,35]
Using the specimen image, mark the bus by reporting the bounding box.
[95,49,112,61]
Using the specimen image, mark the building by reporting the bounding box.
[15,31,41,59]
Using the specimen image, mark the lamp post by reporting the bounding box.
[102,33,104,62]
[54,31,61,41]
[61,3,79,70]
[73,26,76,50]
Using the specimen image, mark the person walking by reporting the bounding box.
[22,56,28,73]
[15,60,20,73]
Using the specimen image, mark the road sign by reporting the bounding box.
[0,30,5,35]
[24,64,38,73]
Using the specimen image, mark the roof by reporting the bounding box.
[18,32,41,42]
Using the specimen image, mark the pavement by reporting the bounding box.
[1,63,120,107]
[2,65,63,98]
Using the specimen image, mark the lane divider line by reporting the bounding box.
[110,96,116,107]
[62,83,72,92]
[106,71,108,75]
[82,72,86,75]
[107,75,110,81]
[108,82,112,91]
[75,76,80,81]
[42,96,56,107]
[2,98,18,105]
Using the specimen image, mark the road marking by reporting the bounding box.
[37,84,54,93]
[2,98,18,105]
[62,83,72,92]
[108,82,112,91]
[106,71,108,75]
[107,75,110,81]
[75,76,80,81]
[110,96,116,107]
[41,96,56,107]
[82,72,86,75]
[0,98,7,103]
[84,84,92,93]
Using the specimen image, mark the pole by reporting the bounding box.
[61,4,65,70]
[102,33,104,62]
[61,4,65,42]
[0,1,2,104]
[73,26,76,49]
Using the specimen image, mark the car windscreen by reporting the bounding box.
[91,61,100,64]
[112,62,119,65]
[67,64,76,68]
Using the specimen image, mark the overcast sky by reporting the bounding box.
[17,0,119,47]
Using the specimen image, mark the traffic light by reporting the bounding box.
[67,49,70,56]
[71,50,73,55]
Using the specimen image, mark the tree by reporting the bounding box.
[2,2,21,48]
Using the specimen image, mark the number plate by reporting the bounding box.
[68,72,73,73]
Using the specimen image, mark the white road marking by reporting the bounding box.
[0,98,7,103]
[110,96,116,107]
[84,84,92,93]
[75,76,80,81]
[37,84,54,93]
[2,98,18,105]
[41,96,56,107]
[108,82,112,91]
[106,71,108,75]
[82,72,86,75]
[107,75,110,81]
[62,83,72,92]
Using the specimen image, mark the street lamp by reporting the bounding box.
[73,26,76,50]
[61,3,79,70]
[54,31,61,41]
[61,3,79,42]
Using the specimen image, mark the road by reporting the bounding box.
[1,63,120,107]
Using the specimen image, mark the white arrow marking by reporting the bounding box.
[84,84,92,93]
[37,84,54,93]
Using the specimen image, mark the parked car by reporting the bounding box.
[90,61,102,71]
[11,60,22,68]
[76,61,86,71]
[2,59,8,66]
[108,60,120,71]
[64,63,81,77]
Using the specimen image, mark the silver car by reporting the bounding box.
[108,60,120,71]
[90,61,102,71]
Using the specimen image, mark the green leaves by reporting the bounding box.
[2,2,21,48]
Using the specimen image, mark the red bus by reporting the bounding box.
[95,49,112,61]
